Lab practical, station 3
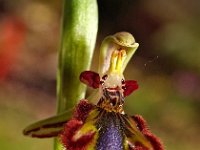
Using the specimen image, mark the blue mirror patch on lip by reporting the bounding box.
[96,112,124,150]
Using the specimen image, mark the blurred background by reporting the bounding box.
[0,0,199,149]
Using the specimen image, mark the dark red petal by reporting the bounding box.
[61,118,96,150]
[61,119,83,149]
[74,99,95,121]
[145,132,164,150]
[132,115,164,150]
[132,115,148,132]
[60,100,96,150]
[123,80,139,97]
[80,71,100,89]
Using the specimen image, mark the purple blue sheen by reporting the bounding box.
[96,111,124,150]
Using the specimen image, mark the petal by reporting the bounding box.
[61,118,96,150]
[132,115,164,150]
[80,71,100,89]
[124,80,139,97]
[61,100,98,150]
[61,100,164,150]
[74,99,95,121]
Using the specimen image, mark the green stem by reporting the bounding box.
[55,0,98,149]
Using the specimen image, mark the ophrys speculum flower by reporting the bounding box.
[61,39,164,150]
[23,32,164,150]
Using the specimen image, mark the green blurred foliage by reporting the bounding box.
[0,0,199,150]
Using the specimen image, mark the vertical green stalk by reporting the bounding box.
[55,0,98,149]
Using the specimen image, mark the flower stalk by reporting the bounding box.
[55,0,98,149]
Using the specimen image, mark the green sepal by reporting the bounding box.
[23,109,72,138]
[98,32,139,76]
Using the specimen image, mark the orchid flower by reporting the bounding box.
[61,33,164,150]
[23,32,164,150]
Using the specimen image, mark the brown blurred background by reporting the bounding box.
[0,0,199,149]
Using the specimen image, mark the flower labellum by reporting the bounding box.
[61,49,164,150]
